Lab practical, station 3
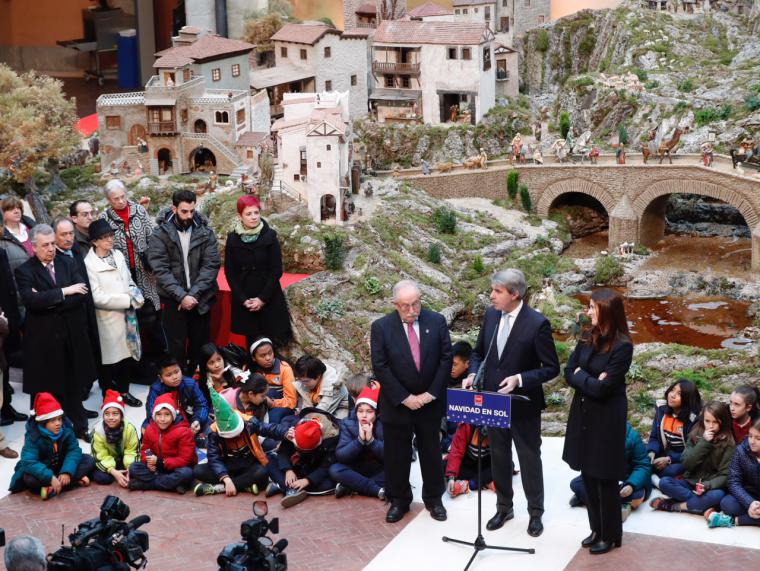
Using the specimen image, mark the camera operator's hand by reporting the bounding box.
[292,478,309,491]
[223,477,237,497]
[50,475,63,495]
[285,470,298,487]
[58,473,71,488]
[111,469,129,488]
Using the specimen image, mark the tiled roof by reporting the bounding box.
[270,24,340,46]
[452,0,493,6]
[153,34,254,68]
[408,2,453,17]
[342,28,374,38]
[308,107,345,136]
[355,1,377,14]
[374,20,490,45]
[235,132,269,147]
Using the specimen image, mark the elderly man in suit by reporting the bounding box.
[15,224,97,441]
[371,280,452,523]
[464,269,560,537]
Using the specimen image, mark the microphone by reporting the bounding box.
[272,538,288,555]
[127,515,151,530]
[473,312,501,392]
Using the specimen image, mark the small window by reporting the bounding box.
[106,116,121,129]
[281,46,288,57]
[324,46,331,58]
[462,48,472,60]
[463,8,468,14]
[447,47,458,60]
[502,0,508,6]
[385,75,394,87]
[474,7,478,13]
[483,46,491,71]
[500,17,509,32]
[326,144,331,151]
[215,111,229,124]
[325,80,332,91]
[317,162,322,168]
[293,174,300,181]
[232,63,240,77]
[401,76,410,88]
[183,69,191,81]
[485,7,490,19]
[181,109,188,123]
[538,15,545,24]
[300,49,307,60]
[236,108,245,124]
[160,108,172,121]
[246,149,254,159]
[351,74,357,86]
[525,0,530,5]
[212,68,221,82]
[455,8,460,14]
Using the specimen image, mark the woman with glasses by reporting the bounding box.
[84,219,144,408]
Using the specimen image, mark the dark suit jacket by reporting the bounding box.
[468,304,559,421]
[15,255,96,395]
[562,337,633,481]
[57,243,100,363]
[0,248,22,355]
[370,308,452,425]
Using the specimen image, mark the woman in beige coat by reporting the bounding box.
[84,219,144,408]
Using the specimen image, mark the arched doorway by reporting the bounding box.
[194,119,207,133]
[157,148,173,175]
[128,124,147,146]
[189,147,216,172]
[320,194,336,221]
[549,192,609,238]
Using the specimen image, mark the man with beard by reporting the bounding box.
[148,190,220,376]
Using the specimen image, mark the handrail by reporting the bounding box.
[181,132,242,166]
[372,61,420,74]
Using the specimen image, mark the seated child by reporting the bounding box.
[648,379,702,484]
[144,354,209,442]
[442,341,472,453]
[199,342,249,397]
[293,355,350,419]
[651,400,735,514]
[445,424,492,497]
[222,374,270,422]
[729,385,760,444]
[194,383,289,497]
[330,385,385,499]
[266,408,340,508]
[129,393,197,493]
[249,337,296,423]
[9,393,95,500]
[707,417,760,528]
[570,422,652,517]
[92,390,139,487]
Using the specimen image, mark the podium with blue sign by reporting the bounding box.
[442,388,534,570]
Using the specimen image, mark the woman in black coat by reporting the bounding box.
[562,288,633,555]
[224,195,292,350]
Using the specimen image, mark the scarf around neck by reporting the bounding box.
[39,425,64,441]
[234,219,264,243]
[105,421,125,446]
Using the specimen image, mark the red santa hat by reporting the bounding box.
[31,392,64,422]
[355,385,380,410]
[293,419,322,451]
[101,390,125,415]
[152,393,178,420]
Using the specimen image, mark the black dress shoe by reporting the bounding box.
[527,515,544,537]
[589,537,621,555]
[84,409,99,419]
[428,505,447,521]
[0,417,12,427]
[121,392,143,408]
[486,510,514,531]
[581,531,599,548]
[1,406,28,422]
[386,504,410,523]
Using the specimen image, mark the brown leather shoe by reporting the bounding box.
[0,446,19,459]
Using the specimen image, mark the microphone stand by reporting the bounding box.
[442,313,534,570]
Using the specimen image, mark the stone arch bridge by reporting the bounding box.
[402,162,760,271]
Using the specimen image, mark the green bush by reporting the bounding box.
[677,78,694,93]
[751,83,760,93]
[314,298,346,320]
[559,112,571,139]
[632,243,650,256]
[594,255,623,284]
[578,33,595,57]
[574,76,594,88]
[618,124,629,146]
[632,391,656,414]
[694,108,720,127]
[635,69,648,81]
[644,79,659,89]
[472,255,485,275]
[519,185,532,212]
[535,29,549,52]
[427,243,442,264]
[432,207,457,234]
[507,170,519,199]
[746,96,760,112]
[363,276,382,296]
[323,232,347,270]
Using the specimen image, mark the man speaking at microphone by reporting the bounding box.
[463,269,559,537]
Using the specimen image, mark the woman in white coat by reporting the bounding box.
[85,219,144,408]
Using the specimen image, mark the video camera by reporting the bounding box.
[217,501,287,571]
[47,495,150,570]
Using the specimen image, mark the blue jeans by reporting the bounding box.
[659,476,725,512]
[129,462,193,491]
[329,461,384,497]
[720,494,760,526]
[570,474,647,506]
[653,453,685,478]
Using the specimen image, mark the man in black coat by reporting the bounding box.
[464,268,559,537]
[15,224,97,439]
[0,248,26,426]
[147,190,220,376]
[371,280,452,523]
[69,199,95,255]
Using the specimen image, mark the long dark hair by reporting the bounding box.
[733,385,760,420]
[688,400,734,447]
[583,288,631,353]
[664,379,703,423]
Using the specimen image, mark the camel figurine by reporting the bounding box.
[436,162,453,173]
[463,148,488,169]
[644,128,682,164]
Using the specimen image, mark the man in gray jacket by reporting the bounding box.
[148,189,220,376]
